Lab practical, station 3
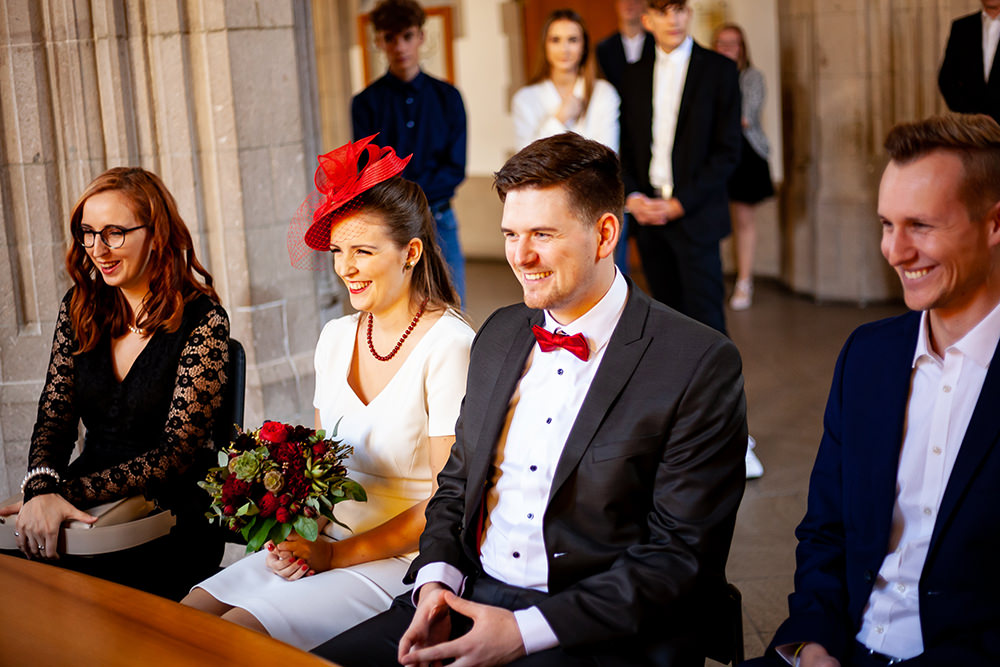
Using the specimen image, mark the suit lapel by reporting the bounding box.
[674,42,703,143]
[858,314,920,551]
[549,285,652,501]
[929,335,1000,551]
[463,309,540,519]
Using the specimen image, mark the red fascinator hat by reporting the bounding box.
[288,134,411,270]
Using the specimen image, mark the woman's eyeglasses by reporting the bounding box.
[76,225,147,249]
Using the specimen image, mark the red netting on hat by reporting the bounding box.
[287,134,411,271]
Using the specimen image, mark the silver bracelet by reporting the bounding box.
[20,466,61,493]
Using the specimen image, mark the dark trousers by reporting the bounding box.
[314,573,700,667]
[634,223,727,336]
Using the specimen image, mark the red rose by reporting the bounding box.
[260,421,290,444]
[258,491,281,518]
[275,508,291,524]
[312,443,327,457]
[223,504,236,516]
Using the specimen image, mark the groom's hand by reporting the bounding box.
[399,583,453,667]
[399,590,526,667]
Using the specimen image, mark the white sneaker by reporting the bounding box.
[745,435,763,479]
[730,279,753,311]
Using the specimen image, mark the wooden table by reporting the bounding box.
[0,554,338,666]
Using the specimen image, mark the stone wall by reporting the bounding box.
[0,0,329,498]
[777,0,973,302]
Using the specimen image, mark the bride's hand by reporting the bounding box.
[279,532,335,573]
[264,540,314,580]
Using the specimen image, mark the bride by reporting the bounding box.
[182,137,474,650]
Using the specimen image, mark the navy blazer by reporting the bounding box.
[407,282,747,655]
[939,11,1000,125]
[618,41,741,244]
[762,311,1000,664]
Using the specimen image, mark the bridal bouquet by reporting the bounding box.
[200,420,366,553]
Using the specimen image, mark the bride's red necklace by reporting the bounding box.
[366,298,429,362]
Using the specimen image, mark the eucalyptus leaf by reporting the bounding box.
[217,451,229,467]
[341,479,367,502]
[293,515,319,541]
[247,517,277,553]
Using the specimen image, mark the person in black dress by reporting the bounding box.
[0,167,229,600]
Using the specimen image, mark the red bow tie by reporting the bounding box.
[531,325,590,361]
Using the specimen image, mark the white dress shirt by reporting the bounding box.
[983,10,1000,82]
[649,36,692,198]
[855,300,1000,659]
[414,269,628,655]
[621,32,645,64]
[511,78,620,152]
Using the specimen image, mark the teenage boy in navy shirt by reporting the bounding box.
[352,0,468,304]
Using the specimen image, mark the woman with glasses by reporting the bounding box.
[0,167,229,599]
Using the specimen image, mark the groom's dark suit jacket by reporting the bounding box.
[939,11,1000,125]
[761,311,1000,664]
[406,282,747,654]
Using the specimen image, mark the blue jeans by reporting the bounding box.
[432,205,466,307]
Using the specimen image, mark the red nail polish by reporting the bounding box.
[266,543,274,551]
[300,564,308,571]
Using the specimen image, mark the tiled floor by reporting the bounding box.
[464,259,906,663]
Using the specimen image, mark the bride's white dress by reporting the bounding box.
[194,310,473,649]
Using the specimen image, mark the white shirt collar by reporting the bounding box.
[542,268,628,359]
[983,9,1000,24]
[913,298,1000,369]
[654,35,693,65]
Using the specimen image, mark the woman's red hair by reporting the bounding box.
[66,167,219,353]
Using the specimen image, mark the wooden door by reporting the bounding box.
[521,0,619,79]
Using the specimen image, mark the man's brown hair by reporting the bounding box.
[494,132,624,226]
[885,113,1000,219]
[646,0,688,10]
[370,0,425,35]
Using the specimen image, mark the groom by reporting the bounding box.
[314,133,747,666]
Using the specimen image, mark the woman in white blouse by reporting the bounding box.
[512,9,620,152]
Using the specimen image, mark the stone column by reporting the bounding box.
[0,0,327,497]
[777,0,967,302]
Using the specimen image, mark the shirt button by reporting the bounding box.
[942,385,952,393]
[545,418,552,424]
[406,120,415,128]
[932,446,942,455]
[896,583,906,593]
[876,625,884,634]
[557,369,564,375]
[529,465,537,472]
[406,97,414,104]
[923,507,932,516]
[512,551,520,559]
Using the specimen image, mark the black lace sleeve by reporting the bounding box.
[23,296,82,499]
[60,305,229,506]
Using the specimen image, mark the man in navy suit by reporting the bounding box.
[315,133,746,666]
[939,1,1000,125]
[618,0,741,335]
[755,114,1000,666]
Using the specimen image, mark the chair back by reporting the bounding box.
[215,338,246,449]
[702,582,745,665]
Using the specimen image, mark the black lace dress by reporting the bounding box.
[16,290,230,599]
